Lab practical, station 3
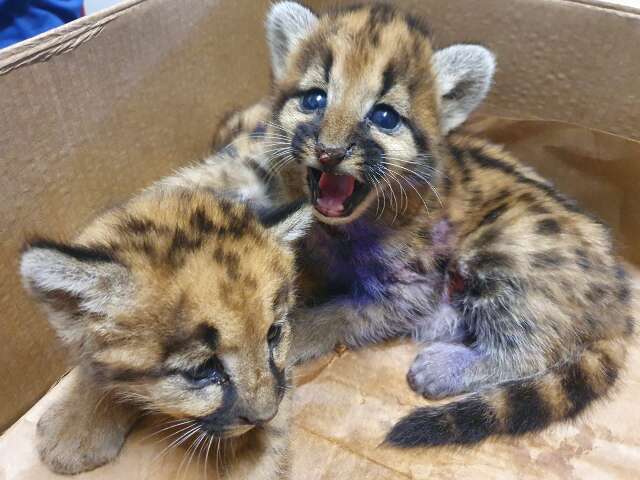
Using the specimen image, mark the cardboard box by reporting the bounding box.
[0,0,638,478]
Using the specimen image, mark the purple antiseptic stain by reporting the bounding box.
[302,219,398,305]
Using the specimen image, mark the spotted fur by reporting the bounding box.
[21,181,312,476]
[209,1,635,448]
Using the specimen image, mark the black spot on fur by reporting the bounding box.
[121,217,165,235]
[369,3,396,26]
[532,250,566,269]
[403,118,429,152]
[536,218,562,235]
[272,87,302,117]
[449,147,472,183]
[224,252,240,280]
[404,13,431,37]
[380,63,397,98]
[246,158,270,183]
[291,121,319,156]
[196,324,220,350]
[296,38,322,75]
[26,238,115,263]
[504,382,551,434]
[528,203,551,215]
[624,315,636,335]
[219,205,254,239]
[617,284,631,304]
[470,151,583,214]
[599,352,619,387]
[386,394,496,447]
[190,207,214,234]
[479,203,508,227]
[351,122,386,178]
[168,228,203,265]
[473,227,501,248]
[518,192,536,204]
[256,199,306,228]
[468,251,514,271]
[322,47,333,84]
[213,247,240,280]
[575,248,591,271]
[585,283,607,303]
[561,362,598,418]
[443,174,453,195]
[212,246,224,264]
[614,264,627,281]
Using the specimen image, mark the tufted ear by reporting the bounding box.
[432,44,496,134]
[266,1,319,81]
[20,240,133,346]
[257,200,314,245]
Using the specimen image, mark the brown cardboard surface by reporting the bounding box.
[0,0,272,431]
[0,0,639,456]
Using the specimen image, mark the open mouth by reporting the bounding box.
[307,167,371,218]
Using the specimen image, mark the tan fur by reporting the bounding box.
[21,180,305,476]
[207,2,635,447]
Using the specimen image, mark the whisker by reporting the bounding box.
[152,424,200,464]
[386,169,410,214]
[141,419,195,443]
[379,173,399,223]
[204,435,214,480]
[385,161,444,208]
[266,155,295,182]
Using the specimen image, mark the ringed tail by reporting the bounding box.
[386,338,626,447]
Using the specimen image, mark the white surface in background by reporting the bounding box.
[84,0,126,15]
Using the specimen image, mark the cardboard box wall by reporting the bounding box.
[0,0,639,478]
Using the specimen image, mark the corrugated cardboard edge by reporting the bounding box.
[0,0,147,75]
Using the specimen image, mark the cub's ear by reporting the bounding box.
[257,200,314,245]
[431,44,496,134]
[20,240,133,344]
[266,1,319,81]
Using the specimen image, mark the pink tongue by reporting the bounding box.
[316,173,355,217]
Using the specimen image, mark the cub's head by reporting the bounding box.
[20,190,311,438]
[266,2,495,224]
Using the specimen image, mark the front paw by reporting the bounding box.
[407,343,479,399]
[36,399,129,474]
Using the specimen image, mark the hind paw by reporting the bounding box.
[407,342,480,399]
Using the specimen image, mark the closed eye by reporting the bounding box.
[182,356,228,388]
[267,323,283,347]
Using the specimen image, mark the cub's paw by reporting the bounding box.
[407,342,479,399]
[36,399,130,474]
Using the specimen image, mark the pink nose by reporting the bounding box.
[315,144,347,168]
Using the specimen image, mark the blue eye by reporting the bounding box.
[368,104,401,131]
[301,89,327,111]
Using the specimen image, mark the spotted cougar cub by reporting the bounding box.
[20,185,311,477]
[209,1,635,447]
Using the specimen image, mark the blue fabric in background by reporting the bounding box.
[0,0,83,48]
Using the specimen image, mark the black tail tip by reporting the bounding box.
[384,410,461,448]
[384,397,497,448]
